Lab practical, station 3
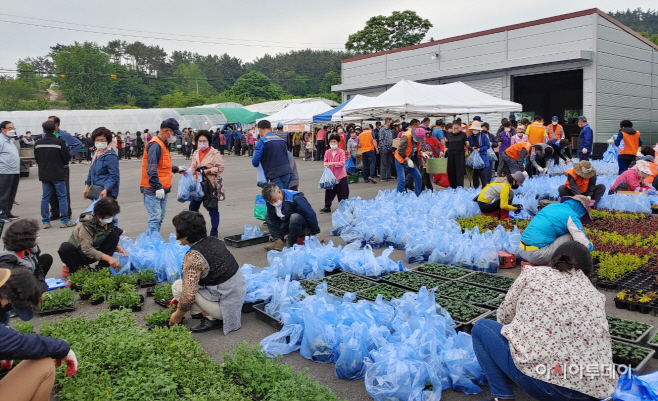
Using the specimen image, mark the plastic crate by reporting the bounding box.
[498,251,516,269]
[347,173,360,184]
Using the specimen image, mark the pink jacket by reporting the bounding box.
[324,148,347,181]
[611,169,651,192]
[190,147,225,189]
[510,134,528,145]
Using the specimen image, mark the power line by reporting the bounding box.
[0,12,345,46]
[0,19,345,50]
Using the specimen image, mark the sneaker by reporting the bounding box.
[43,222,52,229]
[370,178,377,184]
[320,207,331,213]
[190,317,223,333]
[60,220,76,228]
[0,216,10,223]
[5,213,19,220]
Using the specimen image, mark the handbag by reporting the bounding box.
[86,171,104,200]
[200,172,218,209]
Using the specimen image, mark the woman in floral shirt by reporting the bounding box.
[472,242,617,401]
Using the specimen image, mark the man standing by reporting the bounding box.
[577,116,593,161]
[212,128,221,150]
[378,118,395,181]
[373,121,382,177]
[35,120,74,229]
[0,121,20,222]
[315,126,327,161]
[45,116,82,224]
[225,126,233,154]
[252,120,293,190]
[525,115,547,145]
[395,119,424,196]
[359,127,378,184]
[233,126,242,156]
[432,119,446,148]
[508,113,518,129]
[614,119,642,174]
[546,116,563,141]
[140,118,183,234]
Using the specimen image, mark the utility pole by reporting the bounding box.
[196,80,199,95]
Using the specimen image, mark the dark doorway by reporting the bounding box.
[513,69,583,140]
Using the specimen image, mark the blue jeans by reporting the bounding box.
[362,150,376,181]
[472,319,595,401]
[41,181,69,223]
[189,199,219,237]
[578,153,590,161]
[270,173,292,190]
[618,157,632,175]
[143,193,168,234]
[394,159,422,196]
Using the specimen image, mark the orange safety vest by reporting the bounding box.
[140,136,173,189]
[644,161,658,184]
[394,130,420,164]
[359,130,375,152]
[548,124,563,140]
[527,123,546,145]
[504,142,531,161]
[565,168,589,194]
[619,130,641,156]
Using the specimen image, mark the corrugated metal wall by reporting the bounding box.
[595,15,658,143]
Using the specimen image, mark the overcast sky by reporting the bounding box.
[0,0,655,72]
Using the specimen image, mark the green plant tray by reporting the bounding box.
[647,332,658,357]
[319,271,380,293]
[435,296,491,333]
[415,265,475,281]
[457,271,516,292]
[607,316,654,345]
[612,340,655,375]
[39,300,77,316]
[381,271,446,292]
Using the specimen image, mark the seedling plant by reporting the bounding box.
[382,271,445,291]
[611,341,651,367]
[460,272,515,291]
[41,289,75,311]
[357,283,407,301]
[418,263,472,279]
[13,321,34,334]
[107,284,142,310]
[435,296,488,323]
[606,316,650,341]
[436,281,502,304]
[322,272,377,292]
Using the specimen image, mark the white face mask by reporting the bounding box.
[100,217,113,224]
[504,128,511,132]
[553,121,557,125]
[167,133,177,143]
[271,200,282,208]
[6,130,16,137]
[471,130,480,135]
[330,144,338,150]
[95,142,107,150]
[517,132,523,137]
[337,129,343,133]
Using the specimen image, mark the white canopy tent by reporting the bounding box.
[257,101,333,125]
[338,80,522,119]
[245,97,338,116]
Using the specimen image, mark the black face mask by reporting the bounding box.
[512,184,520,190]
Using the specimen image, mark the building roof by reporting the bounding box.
[243,97,339,115]
[342,8,658,64]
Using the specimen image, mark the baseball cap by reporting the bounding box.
[472,116,482,122]
[509,113,517,120]
[0,269,34,321]
[277,122,283,128]
[552,116,558,121]
[160,118,183,136]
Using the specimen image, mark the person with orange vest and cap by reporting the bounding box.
[545,116,564,141]
[525,115,547,145]
[613,119,642,174]
[558,160,606,208]
[499,141,531,176]
[140,118,185,234]
[395,119,424,196]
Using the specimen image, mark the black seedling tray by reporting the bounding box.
[79,293,91,301]
[224,234,271,248]
[415,264,475,281]
[138,280,156,288]
[253,303,283,331]
[109,303,144,312]
[458,271,516,293]
[242,300,264,313]
[154,298,171,308]
[90,296,104,305]
[612,340,656,375]
[39,300,77,316]
[381,271,446,293]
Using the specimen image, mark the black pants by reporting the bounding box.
[478,200,501,213]
[559,184,606,206]
[375,152,381,176]
[234,139,241,155]
[39,254,53,276]
[527,158,549,178]
[125,147,131,160]
[50,167,71,221]
[447,152,465,188]
[472,168,487,189]
[421,169,434,192]
[316,140,325,161]
[58,227,120,273]
[293,145,301,158]
[0,173,20,218]
[324,177,349,208]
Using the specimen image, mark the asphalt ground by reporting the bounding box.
[7,150,656,401]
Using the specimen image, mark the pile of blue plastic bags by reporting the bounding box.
[111,231,189,282]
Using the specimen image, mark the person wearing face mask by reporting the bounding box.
[168,211,246,333]
[500,141,532,177]
[140,118,185,234]
[321,134,349,213]
[527,143,553,177]
[576,116,593,161]
[608,159,654,194]
[0,268,78,401]
[336,125,347,153]
[57,197,126,277]
[547,138,573,166]
[446,121,469,189]
[546,116,563,141]
[261,182,320,251]
[0,121,20,223]
[467,121,491,188]
[525,115,547,145]
[185,130,224,237]
[510,125,528,145]
[395,119,426,195]
[476,171,526,217]
[83,127,120,201]
[558,161,606,208]
[34,121,74,229]
[252,120,293,190]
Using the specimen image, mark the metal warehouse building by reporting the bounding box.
[333,8,658,144]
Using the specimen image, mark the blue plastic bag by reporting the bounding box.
[345,158,356,174]
[177,172,196,202]
[300,308,337,363]
[466,151,485,169]
[241,225,263,241]
[257,164,267,187]
[487,147,497,162]
[603,143,618,163]
[260,323,304,358]
[319,167,338,189]
[334,321,371,380]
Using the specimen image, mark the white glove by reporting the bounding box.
[606,139,613,144]
[538,167,546,173]
[582,148,588,154]
[405,159,414,169]
[55,349,78,377]
[155,189,166,200]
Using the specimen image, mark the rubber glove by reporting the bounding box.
[405,159,414,169]
[155,189,166,200]
[56,350,78,377]
[0,360,12,369]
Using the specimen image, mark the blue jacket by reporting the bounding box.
[85,149,120,198]
[521,200,589,248]
[467,133,491,168]
[577,124,593,154]
[266,189,320,235]
[252,133,292,180]
[233,130,242,141]
[42,128,82,157]
[0,323,70,361]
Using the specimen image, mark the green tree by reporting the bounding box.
[639,31,658,45]
[610,8,658,36]
[0,78,36,110]
[345,10,433,53]
[225,71,284,100]
[320,71,341,93]
[156,91,208,108]
[109,64,156,108]
[54,42,113,109]
[173,63,216,97]
[16,61,39,89]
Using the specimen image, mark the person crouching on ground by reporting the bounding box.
[0,269,78,401]
[168,211,246,334]
[57,197,127,277]
[261,183,320,251]
[476,171,526,215]
[472,242,617,401]
[517,195,593,266]
[608,159,653,194]
[558,160,606,208]
[321,134,349,213]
